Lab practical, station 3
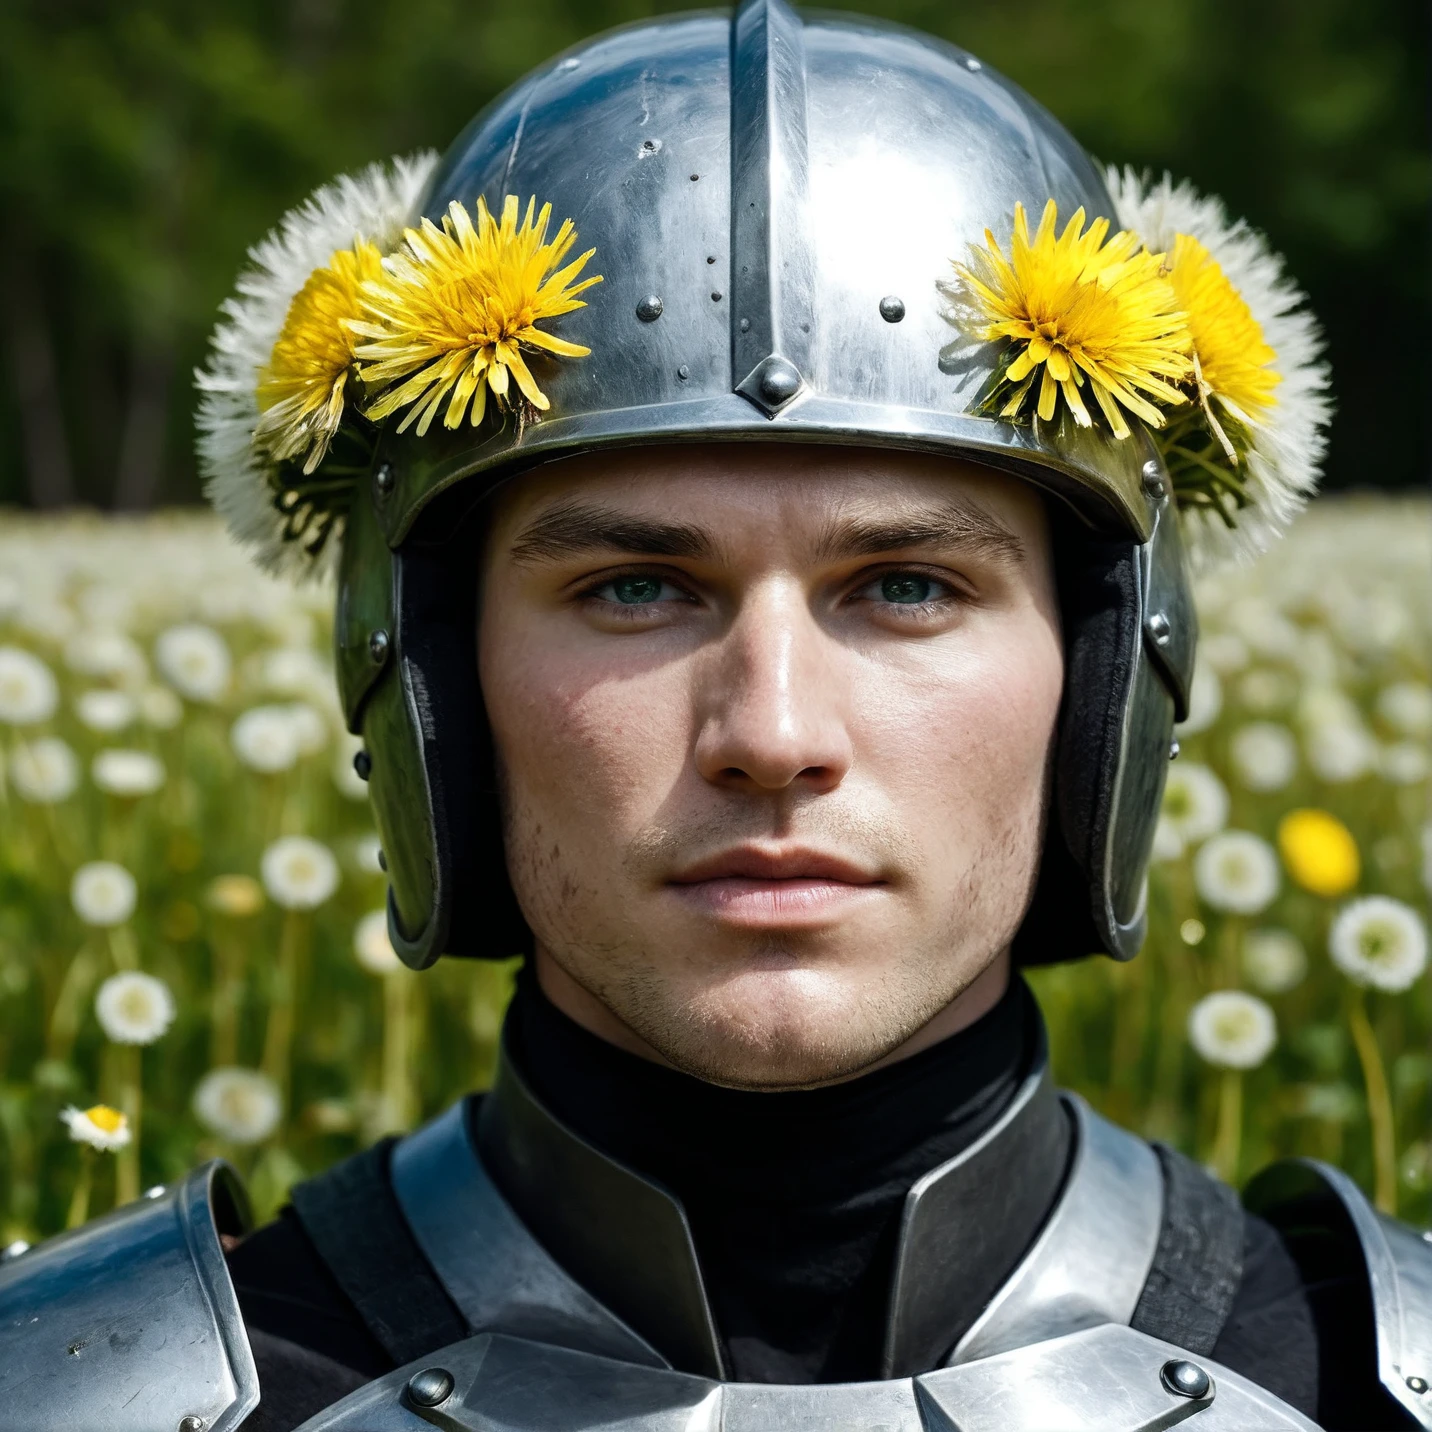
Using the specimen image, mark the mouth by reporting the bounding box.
[666,846,887,927]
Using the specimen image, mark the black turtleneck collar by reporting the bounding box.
[504,967,1053,1383]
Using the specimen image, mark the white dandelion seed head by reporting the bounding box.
[231,705,301,773]
[196,150,440,581]
[138,685,184,730]
[1229,722,1298,793]
[1305,722,1376,784]
[1237,668,1296,715]
[1187,990,1278,1070]
[1160,762,1230,845]
[60,1104,132,1153]
[155,624,232,703]
[1198,631,1250,676]
[1152,815,1185,864]
[284,701,330,757]
[1378,682,1432,739]
[71,861,138,927]
[63,630,147,687]
[261,835,340,910]
[95,971,176,1045]
[1107,168,1331,572]
[1298,685,1361,732]
[1243,928,1308,994]
[255,645,332,701]
[75,688,136,733]
[0,646,59,725]
[354,909,402,974]
[10,737,79,804]
[92,748,165,797]
[1381,742,1430,786]
[1330,896,1428,993]
[193,1067,283,1144]
[1193,830,1280,915]
[1177,662,1222,736]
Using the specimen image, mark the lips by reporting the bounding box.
[665,846,886,927]
[668,846,882,887]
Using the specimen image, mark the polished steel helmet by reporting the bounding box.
[334,0,1196,969]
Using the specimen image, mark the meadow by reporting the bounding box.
[0,494,1427,1244]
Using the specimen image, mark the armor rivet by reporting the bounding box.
[1147,612,1172,646]
[1169,739,1180,760]
[374,462,395,498]
[368,629,390,664]
[707,255,716,264]
[1160,1360,1211,1400]
[690,173,699,182]
[377,847,388,872]
[677,365,690,380]
[143,1185,166,1199]
[178,1418,206,1432]
[353,750,372,781]
[635,295,663,322]
[1141,459,1166,498]
[739,318,751,333]
[879,295,906,323]
[1408,1376,1429,1394]
[711,291,722,302]
[0,1240,30,1262]
[963,55,983,71]
[758,359,803,407]
[407,1367,455,1407]
[641,138,659,152]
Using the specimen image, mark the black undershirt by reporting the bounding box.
[230,972,1371,1427]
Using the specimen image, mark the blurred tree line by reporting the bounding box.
[0,0,1426,509]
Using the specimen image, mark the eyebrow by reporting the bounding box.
[813,500,1026,565]
[509,501,714,565]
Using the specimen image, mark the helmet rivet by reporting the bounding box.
[879,296,906,323]
[710,291,723,302]
[374,462,395,499]
[739,318,751,333]
[1408,1376,1429,1395]
[706,255,716,264]
[368,629,390,664]
[353,750,372,781]
[406,1367,455,1407]
[635,295,663,322]
[1160,1360,1210,1400]
[1141,459,1166,498]
[690,173,700,182]
[677,365,690,380]
[758,359,802,407]
[1169,739,1180,760]
[178,1419,206,1432]
[963,55,983,71]
[641,138,660,152]
[1146,612,1172,647]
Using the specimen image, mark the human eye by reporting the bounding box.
[852,569,960,611]
[588,573,690,605]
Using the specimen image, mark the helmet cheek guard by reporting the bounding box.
[330,0,1199,970]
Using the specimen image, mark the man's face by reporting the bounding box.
[479,445,1063,1089]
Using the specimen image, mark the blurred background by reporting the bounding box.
[0,0,1427,1242]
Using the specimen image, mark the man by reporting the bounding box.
[3,2,1427,1429]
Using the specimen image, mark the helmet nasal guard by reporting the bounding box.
[322,0,1196,968]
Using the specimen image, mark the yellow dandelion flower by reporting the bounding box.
[1278,808,1360,898]
[354,195,601,437]
[254,241,383,474]
[955,200,1192,439]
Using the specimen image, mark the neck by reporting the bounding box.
[531,945,1014,1088]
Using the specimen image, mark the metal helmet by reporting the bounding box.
[334,0,1196,970]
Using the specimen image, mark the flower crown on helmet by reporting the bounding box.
[198,153,1327,578]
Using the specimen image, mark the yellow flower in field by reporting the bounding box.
[207,874,265,918]
[1166,233,1280,429]
[355,195,601,437]
[254,241,384,473]
[1278,808,1360,898]
[953,199,1191,439]
[60,1103,131,1152]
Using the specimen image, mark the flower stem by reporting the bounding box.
[66,1151,93,1229]
[1346,984,1398,1214]
[262,912,307,1104]
[112,1044,142,1207]
[379,970,415,1135]
[46,946,98,1063]
[1210,1069,1243,1183]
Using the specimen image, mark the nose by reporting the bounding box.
[693,578,853,794]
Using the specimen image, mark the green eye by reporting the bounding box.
[879,574,935,604]
[607,576,666,604]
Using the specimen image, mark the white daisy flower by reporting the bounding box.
[92,749,165,797]
[71,861,137,927]
[1229,722,1298,792]
[261,835,339,910]
[137,686,184,730]
[193,1067,282,1144]
[231,705,301,773]
[1193,830,1280,915]
[155,624,232,703]
[1243,928,1307,994]
[1378,682,1432,739]
[196,151,439,580]
[95,971,176,1045]
[1237,669,1295,714]
[354,909,402,973]
[10,737,79,804]
[75,688,136,733]
[0,646,59,725]
[1176,663,1222,736]
[63,630,146,686]
[255,646,332,701]
[1108,169,1331,570]
[1187,990,1278,1070]
[1160,763,1230,846]
[1298,686,1362,732]
[1329,897,1428,993]
[1305,722,1376,783]
[60,1104,131,1152]
[1382,742,1429,786]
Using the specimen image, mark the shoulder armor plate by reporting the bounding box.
[294,1323,1319,1431]
[1246,1156,1432,1429]
[0,1161,258,1432]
